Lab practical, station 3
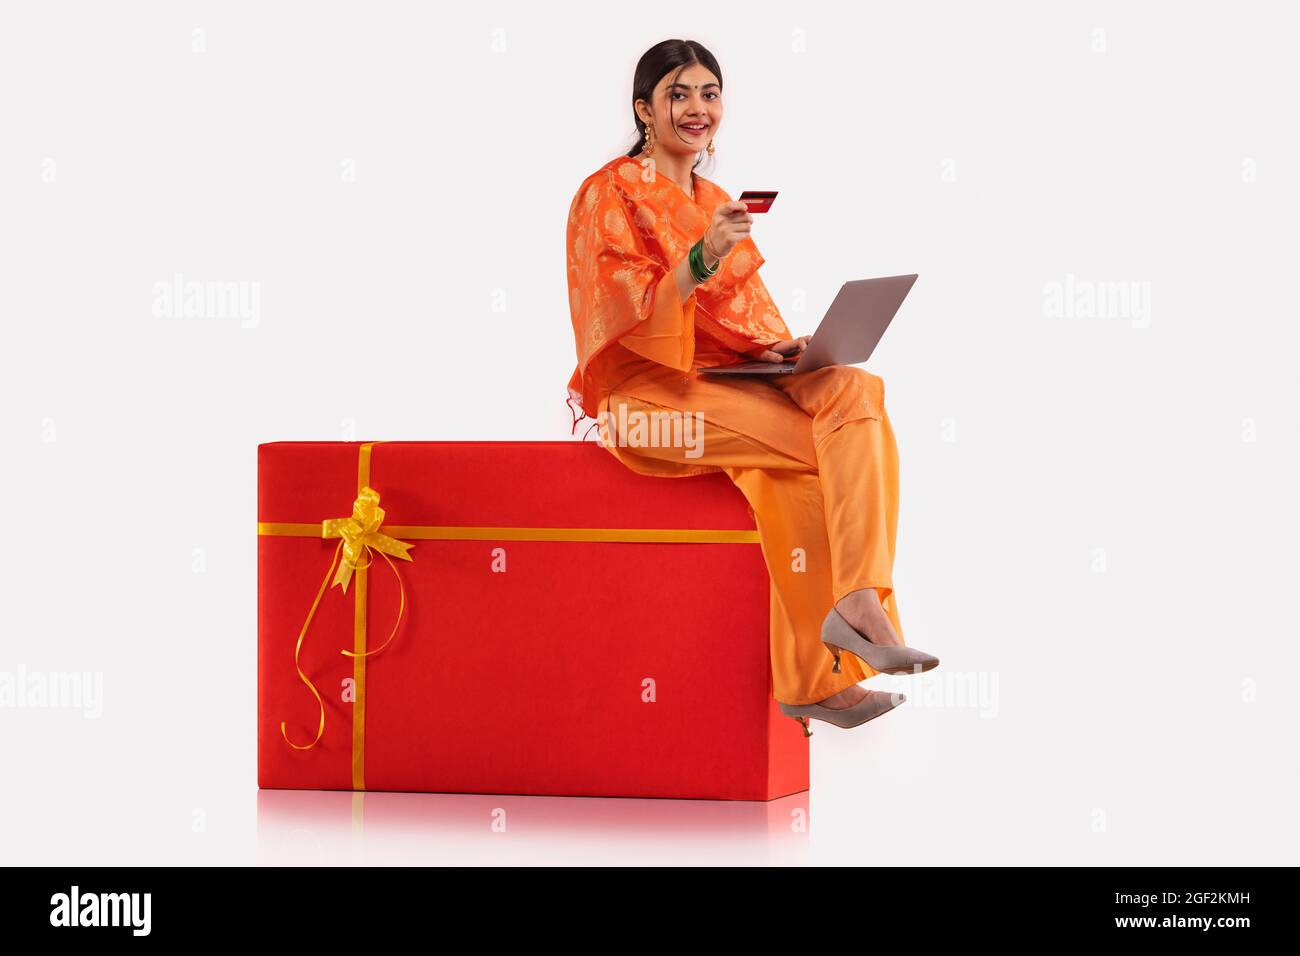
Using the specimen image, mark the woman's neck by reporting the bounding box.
[642,150,695,199]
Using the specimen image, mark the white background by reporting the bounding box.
[1,0,1296,865]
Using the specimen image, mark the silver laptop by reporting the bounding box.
[700,273,917,375]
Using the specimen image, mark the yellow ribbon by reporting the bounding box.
[276,441,414,790]
[321,486,414,593]
[265,440,760,791]
[260,523,761,544]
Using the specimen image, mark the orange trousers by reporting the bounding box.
[601,366,905,705]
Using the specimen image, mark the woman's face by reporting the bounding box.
[635,62,722,158]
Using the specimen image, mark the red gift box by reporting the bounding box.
[257,440,809,801]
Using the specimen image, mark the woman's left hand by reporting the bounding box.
[744,335,811,363]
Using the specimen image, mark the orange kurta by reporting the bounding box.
[564,154,907,705]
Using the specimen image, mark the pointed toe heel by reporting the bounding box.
[821,607,939,675]
[779,689,906,733]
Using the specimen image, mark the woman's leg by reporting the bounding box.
[769,367,906,648]
[602,390,881,705]
[722,464,883,704]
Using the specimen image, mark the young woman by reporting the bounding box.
[564,39,939,735]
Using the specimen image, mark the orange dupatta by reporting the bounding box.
[564,155,791,418]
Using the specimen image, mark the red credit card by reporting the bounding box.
[738,190,778,213]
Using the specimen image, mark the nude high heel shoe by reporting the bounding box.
[822,607,940,675]
[778,690,906,736]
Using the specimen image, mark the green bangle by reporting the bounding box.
[688,238,719,283]
[698,238,720,275]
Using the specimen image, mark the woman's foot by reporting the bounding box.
[834,588,902,646]
[816,684,868,710]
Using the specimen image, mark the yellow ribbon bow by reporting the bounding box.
[280,484,414,752]
[322,485,415,592]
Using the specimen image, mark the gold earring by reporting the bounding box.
[706,137,715,156]
[644,124,655,156]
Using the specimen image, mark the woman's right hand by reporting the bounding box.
[704,201,753,263]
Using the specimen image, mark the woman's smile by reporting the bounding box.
[678,121,710,137]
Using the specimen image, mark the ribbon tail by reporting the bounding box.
[281,538,345,750]
[369,533,414,562]
[343,548,407,660]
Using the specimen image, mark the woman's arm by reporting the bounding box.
[671,200,749,302]
[671,243,720,302]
